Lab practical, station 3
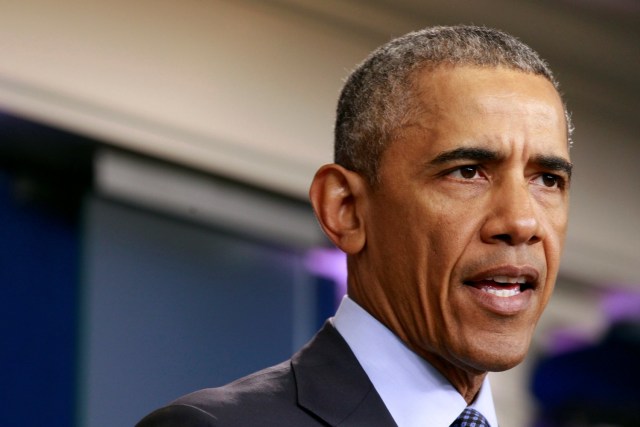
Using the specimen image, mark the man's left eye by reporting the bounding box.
[533,174,562,188]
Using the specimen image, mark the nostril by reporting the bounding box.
[528,235,542,244]
[491,233,541,245]
[493,234,512,244]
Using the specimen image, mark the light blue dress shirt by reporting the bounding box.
[332,296,499,427]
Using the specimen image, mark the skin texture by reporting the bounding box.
[309,66,571,404]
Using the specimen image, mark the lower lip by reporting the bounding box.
[463,285,534,315]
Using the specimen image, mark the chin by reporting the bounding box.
[461,341,530,373]
[482,355,526,372]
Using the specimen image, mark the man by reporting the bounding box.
[137,25,573,427]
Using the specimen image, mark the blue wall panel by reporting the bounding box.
[78,197,317,427]
[0,171,78,427]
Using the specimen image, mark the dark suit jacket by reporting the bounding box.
[136,321,397,426]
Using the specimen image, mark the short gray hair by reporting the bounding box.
[334,25,573,185]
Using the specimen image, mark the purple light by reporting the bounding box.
[601,287,640,323]
[544,286,640,355]
[304,248,347,302]
[545,327,597,355]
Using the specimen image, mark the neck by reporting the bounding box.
[418,352,487,404]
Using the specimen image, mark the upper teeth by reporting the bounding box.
[487,276,527,284]
[484,287,521,297]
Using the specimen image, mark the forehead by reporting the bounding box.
[398,66,570,159]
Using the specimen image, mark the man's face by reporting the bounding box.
[352,66,571,378]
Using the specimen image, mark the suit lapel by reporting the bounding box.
[292,322,397,426]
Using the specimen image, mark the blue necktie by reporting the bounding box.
[450,407,491,427]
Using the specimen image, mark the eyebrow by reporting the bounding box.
[429,147,573,179]
[534,155,574,179]
[429,147,499,165]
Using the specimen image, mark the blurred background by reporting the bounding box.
[0,1,638,426]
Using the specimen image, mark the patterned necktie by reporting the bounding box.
[449,407,491,427]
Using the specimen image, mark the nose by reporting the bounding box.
[480,179,544,246]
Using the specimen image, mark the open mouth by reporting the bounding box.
[463,276,535,297]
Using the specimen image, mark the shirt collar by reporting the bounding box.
[332,296,499,427]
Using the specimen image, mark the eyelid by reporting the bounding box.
[444,165,485,180]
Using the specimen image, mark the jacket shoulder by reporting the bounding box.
[135,322,394,426]
[137,360,323,426]
[136,403,218,427]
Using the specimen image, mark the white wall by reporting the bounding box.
[0,0,377,195]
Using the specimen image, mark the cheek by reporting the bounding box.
[420,207,480,316]
[542,207,569,268]
[423,200,481,270]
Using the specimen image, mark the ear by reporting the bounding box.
[309,164,367,254]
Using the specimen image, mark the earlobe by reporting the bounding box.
[309,164,367,254]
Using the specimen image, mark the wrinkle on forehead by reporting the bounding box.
[404,67,568,153]
[476,92,564,129]
[415,66,563,116]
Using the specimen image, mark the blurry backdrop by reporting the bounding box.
[0,1,638,426]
